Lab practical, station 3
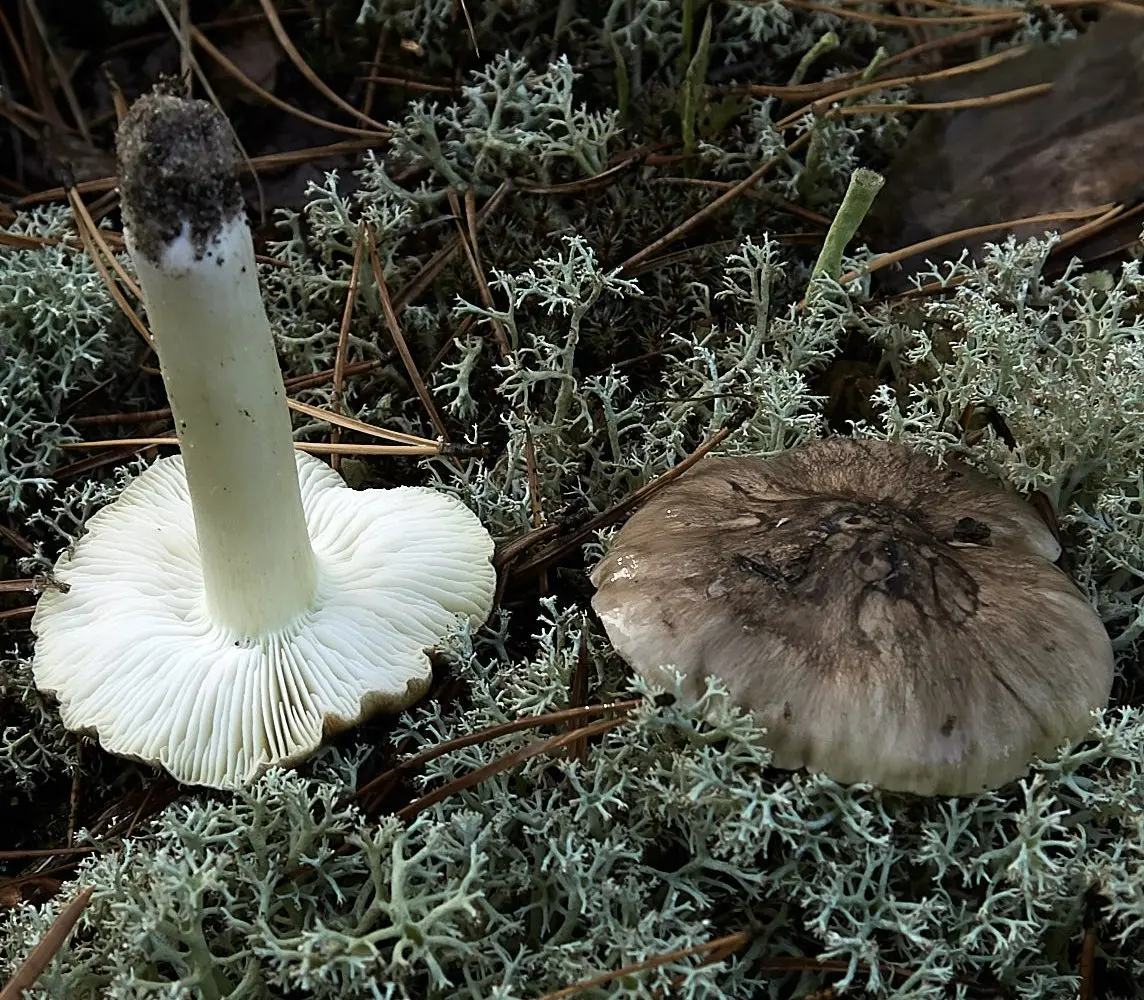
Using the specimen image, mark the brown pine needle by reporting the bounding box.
[0,847,96,861]
[446,187,511,358]
[66,188,153,350]
[330,225,369,469]
[288,442,441,456]
[782,0,1029,25]
[536,930,753,1000]
[771,45,1033,127]
[58,437,441,457]
[0,887,93,1000]
[395,716,631,822]
[831,81,1052,117]
[20,140,380,207]
[0,524,36,555]
[191,26,384,139]
[749,34,1025,100]
[367,227,450,441]
[284,358,381,393]
[619,131,812,276]
[455,0,480,55]
[837,203,1118,286]
[22,0,90,142]
[67,189,142,300]
[286,398,440,448]
[355,698,641,805]
[1052,202,1132,252]
[359,74,455,94]
[257,0,391,133]
[0,6,31,95]
[508,401,751,581]
[391,180,511,311]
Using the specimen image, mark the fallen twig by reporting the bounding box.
[0,887,93,1000]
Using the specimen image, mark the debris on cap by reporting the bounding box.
[590,437,1115,796]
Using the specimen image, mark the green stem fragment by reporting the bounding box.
[808,167,885,295]
[681,7,713,164]
[788,31,839,87]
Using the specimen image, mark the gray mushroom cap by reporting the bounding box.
[590,437,1114,796]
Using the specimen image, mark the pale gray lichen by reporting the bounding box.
[0,208,138,511]
[3,604,1143,997]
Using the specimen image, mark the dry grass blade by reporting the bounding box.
[832,81,1052,116]
[191,27,384,139]
[0,524,36,555]
[330,224,368,469]
[782,0,1025,24]
[394,716,631,822]
[257,0,391,133]
[836,203,1117,285]
[355,698,641,806]
[771,46,1032,127]
[513,157,642,195]
[286,398,440,448]
[57,437,440,457]
[391,180,512,311]
[508,403,751,580]
[367,227,450,441]
[19,140,380,207]
[0,886,93,1000]
[537,930,753,1000]
[67,189,142,300]
[0,847,96,861]
[66,188,154,350]
[0,579,37,594]
[619,131,812,276]
[22,0,90,142]
[747,30,1023,100]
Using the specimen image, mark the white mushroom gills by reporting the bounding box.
[122,109,316,635]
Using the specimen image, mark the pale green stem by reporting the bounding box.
[808,167,885,295]
[129,214,318,636]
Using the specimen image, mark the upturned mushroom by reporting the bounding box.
[590,437,1114,796]
[31,91,496,789]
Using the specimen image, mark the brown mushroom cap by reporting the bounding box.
[590,437,1114,796]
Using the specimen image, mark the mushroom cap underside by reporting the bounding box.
[32,451,496,789]
[591,438,1114,796]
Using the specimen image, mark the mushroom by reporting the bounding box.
[31,91,496,789]
[590,437,1114,796]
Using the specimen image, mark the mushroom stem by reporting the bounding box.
[119,94,317,635]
